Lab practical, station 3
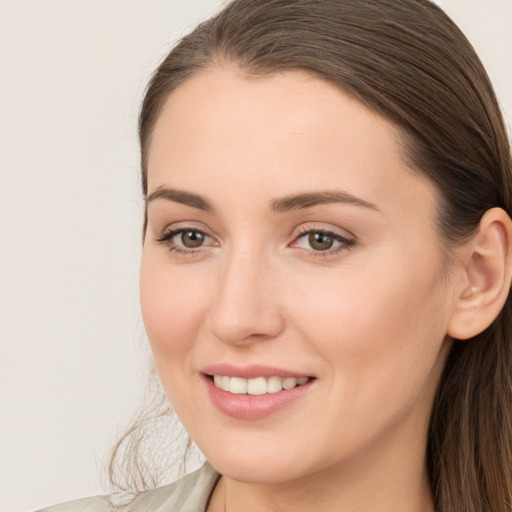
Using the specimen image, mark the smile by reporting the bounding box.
[204,371,315,420]
[212,375,311,395]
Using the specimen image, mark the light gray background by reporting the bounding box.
[0,2,510,512]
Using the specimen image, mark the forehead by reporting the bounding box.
[147,66,437,222]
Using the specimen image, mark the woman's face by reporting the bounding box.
[140,67,455,484]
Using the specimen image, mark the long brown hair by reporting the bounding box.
[111,1,512,509]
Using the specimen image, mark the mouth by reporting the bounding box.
[208,374,312,395]
[202,368,316,419]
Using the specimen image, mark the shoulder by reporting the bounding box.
[36,463,220,512]
[34,495,111,512]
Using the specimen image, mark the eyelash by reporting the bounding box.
[154,226,356,258]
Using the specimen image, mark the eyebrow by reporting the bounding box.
[146,186,214,212]
[270,190,380,212]
[146,186,379,213]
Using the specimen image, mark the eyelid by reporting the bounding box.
[154,220,214,238]
[293,223,356,240]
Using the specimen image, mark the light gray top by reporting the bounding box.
[36,463,220,512]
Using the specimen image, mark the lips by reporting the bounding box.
[202,363,312,380]
[202,364,316,419]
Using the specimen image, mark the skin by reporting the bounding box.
[140,67,465,512]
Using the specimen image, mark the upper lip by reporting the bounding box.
[202,363,313,380]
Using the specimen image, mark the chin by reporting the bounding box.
[213,456,306,484]
[198,437,324,484]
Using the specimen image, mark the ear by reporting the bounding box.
[447,207,512,340]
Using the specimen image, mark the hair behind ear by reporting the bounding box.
[428,210,512,512]
[429,301,512,511]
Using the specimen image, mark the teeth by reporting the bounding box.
[267,376,283,393]
[282,377,297,390]
[212,375,310,394]
[247,377,267,395]
[229,377,248,394]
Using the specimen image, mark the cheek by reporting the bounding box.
[285,249,450,400]
[139,253,211,361]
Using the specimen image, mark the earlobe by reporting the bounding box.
[447,207,512,340]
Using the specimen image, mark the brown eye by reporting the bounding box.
[180,230,205,248]
[308,232,334,251]
[292,229,355,255]
[155,227,213,253]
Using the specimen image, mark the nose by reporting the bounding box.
[206,247,285,347]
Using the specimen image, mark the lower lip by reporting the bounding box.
[204,376,314,420]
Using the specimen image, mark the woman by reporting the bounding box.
[39,0,512,510]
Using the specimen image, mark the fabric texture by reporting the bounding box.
[35,463,220,512]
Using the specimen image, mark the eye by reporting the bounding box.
[175,229,207,248]
[304,232,336,251]
[292,228,355,255]
[155,227,215,254]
